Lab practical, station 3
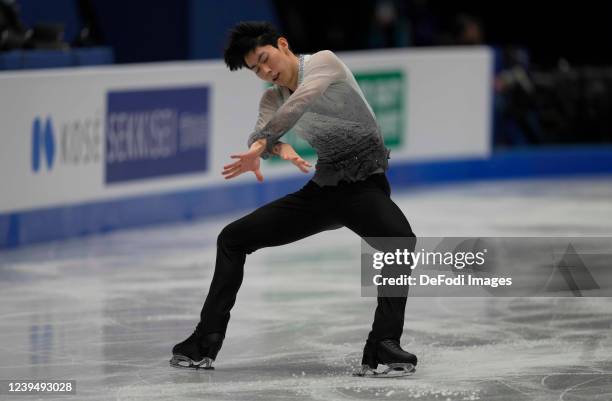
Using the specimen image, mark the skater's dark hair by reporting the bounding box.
[224,21,283,71]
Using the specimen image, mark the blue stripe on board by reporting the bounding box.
[2,146,612,249]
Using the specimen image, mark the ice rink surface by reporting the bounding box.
[1,176,611,400]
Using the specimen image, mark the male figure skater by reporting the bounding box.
[170,21,417,377]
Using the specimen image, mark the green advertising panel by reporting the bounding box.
[355,70,405,148]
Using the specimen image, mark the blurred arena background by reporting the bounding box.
[1,1,611,400]
[1,0,612,247]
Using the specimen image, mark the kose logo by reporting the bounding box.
[31,116,56,172]
[31,114,102,173]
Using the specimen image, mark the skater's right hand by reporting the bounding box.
[273,143,312,173]
[222,139,266,182]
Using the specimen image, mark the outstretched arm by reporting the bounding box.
[247,87,283,159]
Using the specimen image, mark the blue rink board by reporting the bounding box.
[1,146,612,249]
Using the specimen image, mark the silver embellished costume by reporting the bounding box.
[248,50,390,186]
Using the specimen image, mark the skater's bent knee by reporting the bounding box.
[217,222,253,252]
[217,224,239,247]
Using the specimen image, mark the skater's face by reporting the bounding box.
[245,37,299,90]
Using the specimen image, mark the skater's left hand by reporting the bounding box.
[273,143,312,173]
[223,139,266,182]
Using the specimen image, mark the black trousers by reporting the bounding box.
[200,173,415,342]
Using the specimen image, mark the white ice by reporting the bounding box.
[1,176,611,400]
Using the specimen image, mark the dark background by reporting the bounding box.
[3,0,611,67]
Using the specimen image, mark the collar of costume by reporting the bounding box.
[298,55,305,86]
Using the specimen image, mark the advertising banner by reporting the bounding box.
[0,48,492,219]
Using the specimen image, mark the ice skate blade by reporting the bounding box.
[353,363,416,378]
[169,355,214,370]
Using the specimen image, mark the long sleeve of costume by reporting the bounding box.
[247,50,347,155]
[247,87,283,159]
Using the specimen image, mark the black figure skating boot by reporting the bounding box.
[354,339,417,377]
[169,324,224,370]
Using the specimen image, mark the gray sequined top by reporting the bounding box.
[248,50,390,186]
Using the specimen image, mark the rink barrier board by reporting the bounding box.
[1,145,611,249]
[0,48,491,214]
